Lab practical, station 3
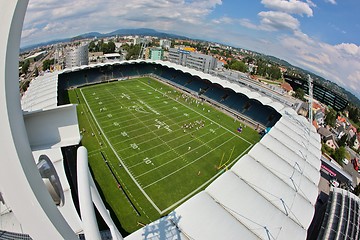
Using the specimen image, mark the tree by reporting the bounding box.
[229,60,247,72]
[21,59,30,74]
[88,41,96,52]
[34,67,39,77]
[107,41,116,53]
[332,146,346,163]
[325,108,337,127]
[101,42,109,54]
[268,65,282,80]
[348,135,356,148]
[294,88,305,101]
[348,106,360,124]
[337,134,348,147]
[125,44,141,60]
[42,58,54,71]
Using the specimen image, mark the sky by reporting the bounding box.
[21,0,360,99]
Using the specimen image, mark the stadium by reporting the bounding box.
[0,1,337,240]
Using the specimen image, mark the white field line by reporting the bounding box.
[102,84,204,211]
[143,135,236,189]
[127,127,221,168]
[90,83,181,106]
[113,115,205,150]
[116,84,192,165]
[99,103,183,126]
[137,130,228,179]
[106,113,198,139]
[103,152,152,221]
[80,88,162,214]
[96,92,190,126]
[95,98,179,123]
[85,86,174,117]
[140,81,253,145]
[78,95,107,148]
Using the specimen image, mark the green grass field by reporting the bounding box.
[69,77,260,234]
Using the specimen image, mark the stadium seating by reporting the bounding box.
[185,77,210,93]
[58,63,281,127]
[203,84,226,101]
[222,91,249,112]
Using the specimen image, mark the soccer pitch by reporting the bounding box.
[71,77,260,229]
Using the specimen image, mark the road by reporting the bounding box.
[344,146,360,185]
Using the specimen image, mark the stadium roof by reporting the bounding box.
[21,72,58,112]
[23,104,81,150]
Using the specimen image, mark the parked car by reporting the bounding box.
[342,158,349,165]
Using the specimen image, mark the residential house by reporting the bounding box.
[318,127,338,150]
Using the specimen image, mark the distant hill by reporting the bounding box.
[21,38,70,52]
[72,28,187,40]
[21,28,186,52]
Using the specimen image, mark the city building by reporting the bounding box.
[168,48,217,73]
[88,51,103,62]
[285,75,349,111]
[103,53,122,61]
[132,37,141,45]
[159,39,171,50]
[149,47,163,60]
[24,50,46,63]
[65,44,88,68]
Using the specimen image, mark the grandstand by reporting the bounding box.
[58,62,281,129]
[1,2,323,239]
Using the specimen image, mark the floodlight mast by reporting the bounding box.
[308,74,313,124]
[138,39,147,59]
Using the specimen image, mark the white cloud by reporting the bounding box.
[261,0,313,17]
[278,34,360,96]
[237,11,300,32]
[22,0,222,46]
[324,0,337,4]
[258,11,300,31]
[239,18,261,30]
[334,43,360,56]
[212,17,235,25]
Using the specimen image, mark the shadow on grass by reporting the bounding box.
[89,166,130,237]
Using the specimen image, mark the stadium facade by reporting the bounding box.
[168,48,217,73]
[3,1,355,239]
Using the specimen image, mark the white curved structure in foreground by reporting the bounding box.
[0,1,321,239]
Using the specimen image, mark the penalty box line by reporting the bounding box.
[79,88,163,214]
